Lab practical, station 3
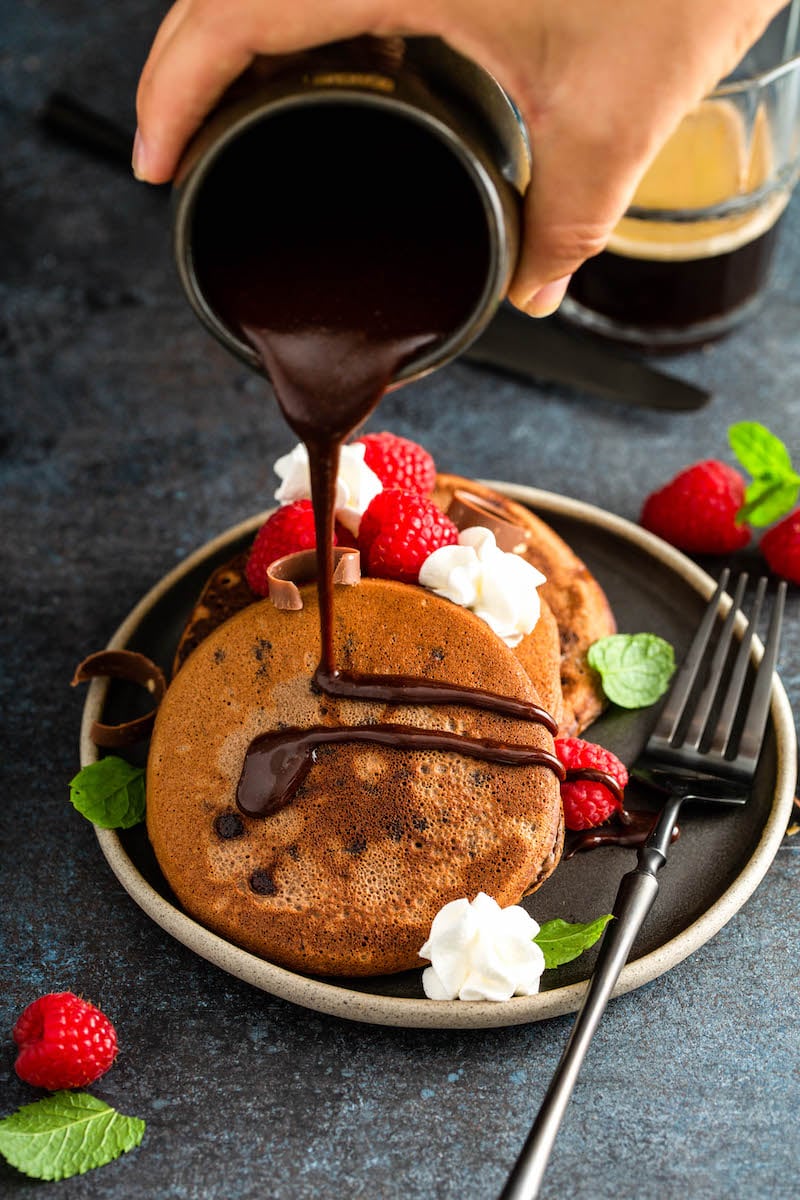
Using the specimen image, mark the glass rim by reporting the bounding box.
[713,49,800,95]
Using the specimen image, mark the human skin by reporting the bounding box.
[133,0,787,314]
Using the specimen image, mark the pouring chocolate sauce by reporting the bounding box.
[175,44,637,833]
[181,87,568,815]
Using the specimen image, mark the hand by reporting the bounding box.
[134,0,786,315]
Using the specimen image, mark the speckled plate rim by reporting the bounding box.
[81,484,797,1030]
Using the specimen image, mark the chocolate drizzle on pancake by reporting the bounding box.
[238,724,565,818]
[313,667,558,729]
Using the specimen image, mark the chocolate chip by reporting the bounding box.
[214,812,244,839]
[250,869,277,895]
[387,818,405,841]
[345,836,367,855]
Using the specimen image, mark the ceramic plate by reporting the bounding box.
[80,485,796,1029]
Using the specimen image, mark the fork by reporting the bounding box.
[498,569,786,1200]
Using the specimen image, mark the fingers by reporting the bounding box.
[507,0,787,316]
[508,114,651,316]
[135,2,254,182]
[134,0,398,183]
[506,41,691,315]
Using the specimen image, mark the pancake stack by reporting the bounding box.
[146,476,615,977]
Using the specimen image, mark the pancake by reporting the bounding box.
[147,578,564,977]
[432,474,616,734]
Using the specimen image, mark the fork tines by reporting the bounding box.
[644,569,787,784]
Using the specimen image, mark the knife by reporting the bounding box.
[463,303,711,411]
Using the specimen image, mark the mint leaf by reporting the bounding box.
[729,422,800,526]
[587,633,675,709]
[738,476,800,527]
[0,1092,145,1181]
[728,421,794,478]
[69,757,145,828]
[535,915,614,970]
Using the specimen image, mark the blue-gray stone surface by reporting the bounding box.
[2,4,798,1198]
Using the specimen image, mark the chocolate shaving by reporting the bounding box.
[268,547,361,609]
[71,649,167,748]
[446,488,532,554]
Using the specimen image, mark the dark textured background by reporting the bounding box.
[2,3,798,1197]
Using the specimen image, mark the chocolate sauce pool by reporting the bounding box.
[192,103,568,817]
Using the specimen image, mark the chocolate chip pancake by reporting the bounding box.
[147,578,564,977]
[432,475,616,734]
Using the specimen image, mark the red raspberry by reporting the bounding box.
[353,431,436,494]
[246,500,335,596]
[760,508,800,584]
[13,992,118,1090]
[555,737,628,831]
[640,460,751,555]
[358,489,458,583]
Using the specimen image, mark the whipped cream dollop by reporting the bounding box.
[273,442,383,534]
[419,892,545,1002]
[418,527,546,647]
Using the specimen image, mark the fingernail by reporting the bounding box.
[132,128,148,180]
[524,275,572,318]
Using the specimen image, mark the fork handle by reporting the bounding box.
[498,797,683,1200]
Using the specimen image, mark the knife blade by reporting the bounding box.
[462,304,711,411]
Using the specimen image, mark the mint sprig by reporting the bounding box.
[729,421,800,527]
[69,756,145,828]
[587,633,675,709]
[535,915,614,970]
[0,1092,145,1181]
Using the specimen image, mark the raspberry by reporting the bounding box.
[13,992,118,1090]
[760,508,800,584]
[353,431,436,494]
[555,737,628,831]
[640,460,751,555]
[358,489,458,583]
[246,500,335,596]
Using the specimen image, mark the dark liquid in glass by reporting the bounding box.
[567,215,784,350]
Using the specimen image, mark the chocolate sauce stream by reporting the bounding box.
[244,324,434,675]
[238,724,565,818]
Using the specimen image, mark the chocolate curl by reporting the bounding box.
[71,650,167,748]
[446,489,532,554]
[268,548,361,610]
